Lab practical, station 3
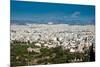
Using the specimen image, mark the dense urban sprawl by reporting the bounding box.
[10,24,95,66]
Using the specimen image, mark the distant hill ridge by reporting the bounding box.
[10,20,95,25]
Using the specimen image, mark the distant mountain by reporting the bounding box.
[10,20,95,25]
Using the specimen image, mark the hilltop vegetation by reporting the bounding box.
[11,41,95,66]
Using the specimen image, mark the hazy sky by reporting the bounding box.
[11,0,95,24]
